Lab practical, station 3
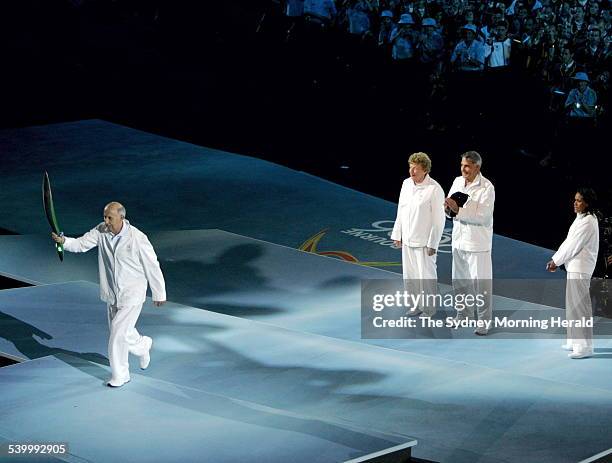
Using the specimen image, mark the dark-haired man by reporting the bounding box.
[445,152,495,335]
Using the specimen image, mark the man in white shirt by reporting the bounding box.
[445,152,495,335]
[485,21,512,68]
[480,9,505,42]
[392,152,446,316]
[52,202,166,387]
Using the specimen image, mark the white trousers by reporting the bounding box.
[566,272,593,353]
[402,246,438,316]
[107,303,148,382]
[452,248,493,323]
[401,246,437,280]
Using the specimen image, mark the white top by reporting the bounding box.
[109,220,128,250]
[451,40,486,71]
[447,173,495,252]
[391,175,446,249]
[64,220,166,305]
[485,38,512,67]
[552,213,599,276]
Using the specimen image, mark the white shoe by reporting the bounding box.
[561,343,573,351]
[568,350,593,359]
[107,377,131,388]
[140,336,153,370]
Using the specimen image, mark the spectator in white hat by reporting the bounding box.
[565,72,597,118]
[559,72,599,175]
[391,13,416,61]
[417,18,444,66]
[451,24,486,71]
[378,10,395,47]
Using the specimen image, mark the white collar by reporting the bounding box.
[465,173,482,188]
[110,220,129,238]
[411,174,432,186]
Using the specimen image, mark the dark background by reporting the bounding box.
[1,0,609,256]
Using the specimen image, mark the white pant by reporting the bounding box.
[452,248,492,323]
[452,248,492,280]
[402,246,438,316]
[566,272,593,353]
[107,303,148,382]
[401,246,437,280]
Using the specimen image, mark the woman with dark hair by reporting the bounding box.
[547,188,600,359]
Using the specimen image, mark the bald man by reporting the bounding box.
[52,202,166,387]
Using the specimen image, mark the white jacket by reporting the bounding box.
[447,173,495,252]
[64,220,166,306]
[391,175,446,250]
[552,213,599,276]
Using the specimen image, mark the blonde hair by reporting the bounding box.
[408,152,432,173]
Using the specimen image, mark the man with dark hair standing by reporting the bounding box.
[485,20,512,69]
[52,202,166,387]
[575,26,605,75]
[445,152,495,335]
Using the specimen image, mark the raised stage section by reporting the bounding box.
[0,281,611,463]
[0,119,561,280]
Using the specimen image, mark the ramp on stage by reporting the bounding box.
[1,281,611,463]
[0,230,610,390]
[0,119,561,281]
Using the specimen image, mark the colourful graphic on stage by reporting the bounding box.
[299,229,401,268]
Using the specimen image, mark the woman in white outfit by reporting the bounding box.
[391,152,446,316]
[547,188,600,359]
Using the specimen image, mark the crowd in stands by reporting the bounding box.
[279,0,609,168]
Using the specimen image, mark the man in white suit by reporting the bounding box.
[52,202,166,387]
[445,151,495,335]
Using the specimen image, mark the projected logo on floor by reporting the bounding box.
[299,220,452,268]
